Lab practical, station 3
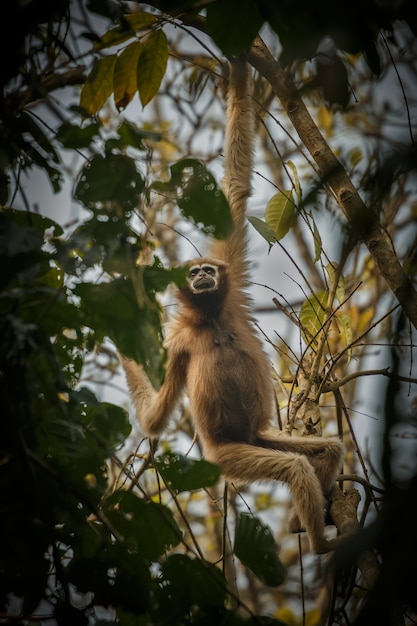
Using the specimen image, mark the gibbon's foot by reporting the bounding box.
[314,533,347,555]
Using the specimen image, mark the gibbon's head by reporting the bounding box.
[178,257,229,311]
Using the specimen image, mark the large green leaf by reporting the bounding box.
[55,213,144,275]
[154,554,227,621]
[74,152,144,211]
[154,158,232,239]
[154,451,221,493]
[74,276,165,386]
[70,387,132,453]
[234,513,286,587]
[56,121,100,149]
[206,0,264,55]
[247,215,276,246]
[103,490,182,560]
[66,542,151,613]
[0,211,51,288]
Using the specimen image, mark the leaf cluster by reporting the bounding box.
[0,142,281,623]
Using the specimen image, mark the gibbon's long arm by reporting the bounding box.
[210,57,255,295]
[120,350,188,436]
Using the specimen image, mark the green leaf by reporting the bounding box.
[265,190,295,241]
[162,158,232,239]
[59,214,137,273]
[313,220,322,262]
[299,291,328,341]
[0,211,52,288]
[56,121,100,149]
[2,208,64,237]
[156,554,227,619]
[71,388,132,452]
[74,152,144,211]
[117,119,162,149]
[80,55,117,116]
[234,513,286,587]
[248,215,276,246]
[114,41,143,110]
[154,452,221,493]
[206,0,264,55]
[73,274,166,386]
[67,543,151,613]
[94,11,157,50]
[137,29,168,107]
[103,490,182,560]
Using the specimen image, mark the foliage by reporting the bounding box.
[1,1,417,625]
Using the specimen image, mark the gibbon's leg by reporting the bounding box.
[256,429,344,495]
[255,430,344,539]
[204,441,339,554]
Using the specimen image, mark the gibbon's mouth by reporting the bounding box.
[192,276,216,291]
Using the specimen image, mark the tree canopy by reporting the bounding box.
[1,1,417,625]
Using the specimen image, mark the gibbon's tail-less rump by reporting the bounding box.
[120,56,345,554]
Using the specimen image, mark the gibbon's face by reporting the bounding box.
[187,263,220,294]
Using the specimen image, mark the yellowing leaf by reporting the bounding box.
[313,221,322,262]
[286,160,301,203]
[137,29,168,107]
[299,291,328,342]
[265,190,295,240]
[349,147,363,167]
[317,105,334,135]
[274,607,298,625]
[84,473,97,489]
[114,41,143,110]
[305,608,323,626]
[336,312,353,359]
[80,55,117,116]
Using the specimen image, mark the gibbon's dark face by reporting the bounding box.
[187,263,220,294]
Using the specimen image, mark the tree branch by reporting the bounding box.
[8,66,86,111]
[246,36,417,331]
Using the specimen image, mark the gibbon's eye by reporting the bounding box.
[189,266,200,278]
[202,265,216,275]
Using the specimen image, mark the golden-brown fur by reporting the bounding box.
[121,57,344,554]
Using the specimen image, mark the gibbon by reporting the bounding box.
[121,57,344,554]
